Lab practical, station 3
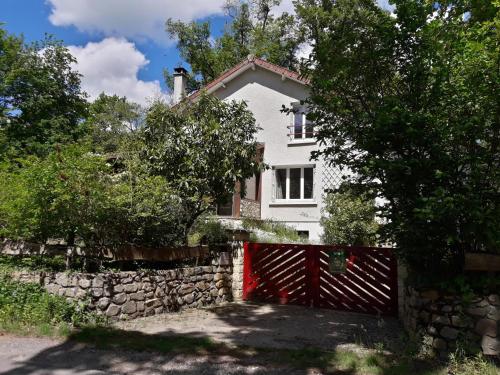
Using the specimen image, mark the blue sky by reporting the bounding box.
[1,0,391,105]
[1,0,233,105]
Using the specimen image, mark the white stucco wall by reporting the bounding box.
[214,66,329,242]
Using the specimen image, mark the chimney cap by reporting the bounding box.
[174,66,188,75]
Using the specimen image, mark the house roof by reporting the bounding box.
[187,55,309,101]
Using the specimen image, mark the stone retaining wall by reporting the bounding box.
[401,286,499,358]
[12,263,232,320]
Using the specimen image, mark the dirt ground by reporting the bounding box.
[0,302,405,375]
[117,302,404,352]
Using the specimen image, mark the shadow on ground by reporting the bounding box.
[0,302,442,375]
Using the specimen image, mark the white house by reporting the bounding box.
[173,56,343,242]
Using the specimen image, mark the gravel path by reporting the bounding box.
[117,302,404,352]
[0,302,404,374]
[0,334,304,375]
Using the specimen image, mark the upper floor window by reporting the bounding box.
[288,104,314,142]
[273,166,315,201]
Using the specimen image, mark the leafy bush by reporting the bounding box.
[0,276,104,336]
[321,189,378,246]
[0,255,66,273]
[190,218,229,252]
[0,144,114,246]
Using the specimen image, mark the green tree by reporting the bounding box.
[85,93,143,153]
[165,0,305,89]
[297,0,499,277]
[0,29,88,158]
[321,188,378,246]
[142,94,261,240]
[0,145,113,248]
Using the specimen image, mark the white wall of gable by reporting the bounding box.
[215,67,325,241]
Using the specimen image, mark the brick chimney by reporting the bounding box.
[173,67,188,104]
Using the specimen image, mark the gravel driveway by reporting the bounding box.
[0,302,404,375]
[118,302,404,352]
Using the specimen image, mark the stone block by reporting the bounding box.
[78,278,91,289]
[97,297,110,310]
[112,293,127,305]
[466,306,488,317]
[475,319,497,337]
[215,280,224,289]
[145,298,161,308]
[488,294,499,306]
[179,284,194,295]
[106,304,120,317]
[130,291,145,301]
[218,287,228,296]
[431,314,449,325]
[124,283,138,293]
[142,282,153,292]
[155,287,166,298]
[136,301,145,312]
[91,288,103,298]
[487,306,500,321]
[92,276,105,288]
[184,294,195,305]
[122,301,137,314]
[440,326,459,340]
[481,335,500,356]
[113,284,124,293]
[450,315,469,328]
[214,273,224,282]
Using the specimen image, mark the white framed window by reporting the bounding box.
[288,103,314,142]
[272,166,315,202]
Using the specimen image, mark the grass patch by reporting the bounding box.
[0,275,105,337]
[242,218,305,243]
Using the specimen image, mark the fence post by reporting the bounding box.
[242,242,251,301]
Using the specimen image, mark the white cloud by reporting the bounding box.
[47,0,226,44]
[68,37,166,106]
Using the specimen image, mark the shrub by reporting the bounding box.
[191,218,229,252]
[0,275,104,336]
[320,190,378,246]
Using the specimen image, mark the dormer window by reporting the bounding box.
[288,103,315,143]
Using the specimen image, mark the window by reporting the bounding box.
[290,106,314,140]
[297,230,309,239]
[273,166,315,201]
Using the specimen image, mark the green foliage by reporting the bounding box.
[448,352,499,375]
[0,29,87,159]
[297,0,500,277]
[0,275,103,336]
[0,255,66,273]
[321,189,378,246]
[85,93,143,153]
[165,0,305,89]
[191,218,229,251]
[242,217,303,243]
[142,94,260,239]
[0,144,113,245]
[0,142,187,248]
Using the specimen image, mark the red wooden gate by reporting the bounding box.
[242,243,398,316]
